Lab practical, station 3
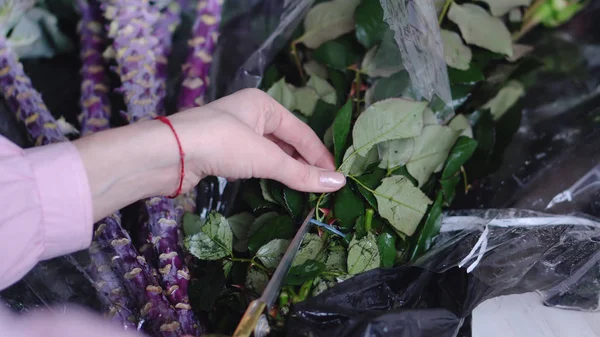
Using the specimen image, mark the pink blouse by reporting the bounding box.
[0,135,143,336]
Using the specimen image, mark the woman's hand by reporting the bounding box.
[74,89,346,221]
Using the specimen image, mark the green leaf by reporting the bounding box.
[352,98,426,157]
[293,86,321,117]
[325,246,347,272]
[448,3,513,57]
[364,71,418,106]
[449,83,473,110]
[308,100,337,139]
[333,185,365,229]
[283,187,306,220]
[442,136,478,180]
[448,66,485,85]
[304,60,328,78]
[353,215,367,240]
[347,233,380,274]
[256,239,290,269]
[377,138,415,170]
[423,108,439,125]
[471,110,496,165]
[406,125,461,187]
[313,34,362,70]
[328,68,352,106]
[260,65,282,91]
[259,179,277,203]
[292,234,326,267]
[374,176,432,236]
[284,260,326,286]
[184,212,233,260]
[227,212,256,252]
[354,0,387,49]
[8,7,74,60]
[377,233,396,267]
[482,80,525,120]
[241,180,276,212]
[410,193,443,261]
[266,180,285,206]
[388,165,418,186]
[307,75,337,107]
[440,29,472,71]
[480,0,532,16]
[299,0,362,49]
[440,175,461,204]
[266,78,295,112]
[223,260,233,278]
[245,267,269,294]
[448,114,473,138]
[247,215,295,254]
[360,29,404,78]
[356,167,386,208]
[332,100,353,167]
[182,212,203,236]
[339,144,379,176]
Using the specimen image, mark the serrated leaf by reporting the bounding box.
[360,29,404,77]
[184,212,233,260]
[332,100,353,167]
[374,176,432,236]
[228,212,256,252]
[308,100,337,139]
[256,239,290,269]
[249,212,278,237]
[241,180,276,212]
[183,212,203,236]
[325,246,347,272]
[442,136,478,180]
[441,29,472,71]
[423,108,438,125]
[248,214,295,254]
[304,60,328,78]
[356,167,386,208]
[284,260,326,286]
[283,187,305,219]
[377,138,415,170]
[480,0,532,16]
[410,193,443,261]
[299,0,362,49]
[347,233,380,275]
[245,268,269,294]
[365,71,418,106]
[354,0,387,49]
[449,114,473,138]
[333,185,365,230]
[223,260,233,278]
[448,66,485,85]
[406,125,461,187]
[448,3,513,57]
[482,80,525,120]
[259,179,277,203]
[377,233,396,268]
[353,215,367,240]
[339,144,379,176]
[313,34,362,70]
[388,165,419,186]
[293,86,321,116]
[323,125,334,149]
[307,75,337,106]
[292,234,326,267]
[352,98,426,157]
[266,78,295,111]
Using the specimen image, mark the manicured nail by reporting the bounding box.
[319,171,346,188]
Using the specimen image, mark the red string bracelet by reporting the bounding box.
[154,116,185,198]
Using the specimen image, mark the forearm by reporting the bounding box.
[73,119,182,222]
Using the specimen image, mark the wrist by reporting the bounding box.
[73,119,182,220]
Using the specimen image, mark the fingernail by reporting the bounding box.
[319,171,346,188]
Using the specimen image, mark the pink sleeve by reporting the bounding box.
[0,304,146,337]
[0,135,94,291]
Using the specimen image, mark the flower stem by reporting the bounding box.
[438,0,453,25]
[230,257,268,272]
[365,209,374,232]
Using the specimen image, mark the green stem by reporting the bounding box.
[365,209,374,232]
[438,0,453,25]
[290,41,305,84]
[315,193,327,221]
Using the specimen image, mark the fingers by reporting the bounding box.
[252,132,346,193]
[209,89,336,171]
